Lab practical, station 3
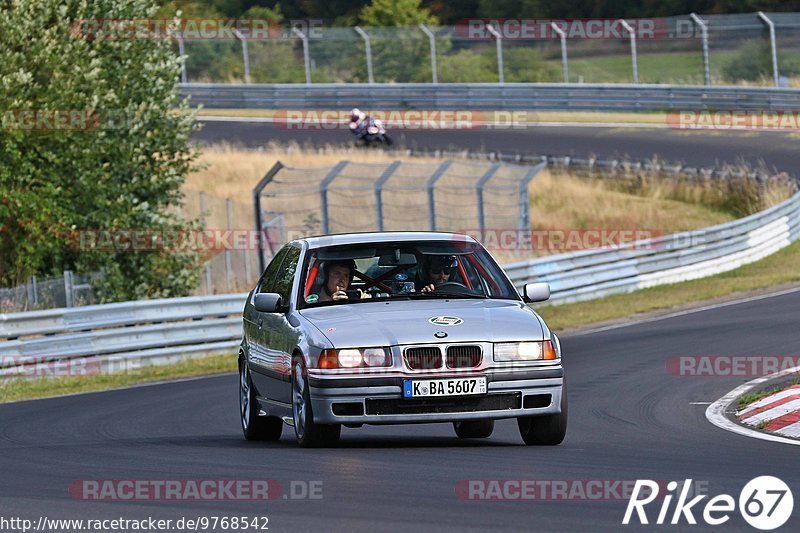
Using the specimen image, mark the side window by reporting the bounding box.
[273,247,301,305]
[258,248,288,294]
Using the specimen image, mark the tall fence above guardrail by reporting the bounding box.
[175,12,800,87]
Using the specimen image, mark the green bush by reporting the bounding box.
[0,0,201,300]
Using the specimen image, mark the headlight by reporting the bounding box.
[493,341,557,362]
[318,348,391,369]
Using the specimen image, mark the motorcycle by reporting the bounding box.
[350,116,392,147]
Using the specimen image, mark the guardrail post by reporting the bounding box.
[518,161,546,232]
[758,12,780,87]
[419,24,438,84]
[174,33,187,83]
[232,27,251,84]
[374,161,401,231]
[320,161,349,234]
[292,28,312,84]
[354,26,374,83]
[619,19,639,83]
[476,164,501,236]
[550,23,569,83]
[427,160,453,231]
[486,24,504,84]
[225,198,234,291]
[690,14,711,86]
[64,270,74,308]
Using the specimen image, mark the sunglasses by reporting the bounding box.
[429,267,452,275]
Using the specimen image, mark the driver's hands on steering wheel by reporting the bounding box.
[420,284,436,293]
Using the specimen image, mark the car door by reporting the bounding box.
[255,245,301,405]
[245,247,288,399]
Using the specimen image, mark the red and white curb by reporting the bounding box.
[737,384,800,438]
[706,365,800,446]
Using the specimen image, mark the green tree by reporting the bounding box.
[360,0,437,26]
[0,0,201,300]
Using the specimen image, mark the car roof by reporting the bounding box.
[300,231,478,249]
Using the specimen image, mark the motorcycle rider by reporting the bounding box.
[349,108,368,139]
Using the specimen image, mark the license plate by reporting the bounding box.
[403,377,487,398]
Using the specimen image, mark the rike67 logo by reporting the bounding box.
[623,477,793,530]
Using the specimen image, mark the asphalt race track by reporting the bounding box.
[194,120,800,174]
[2,290,799,532]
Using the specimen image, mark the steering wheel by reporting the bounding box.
[434,281,469,291]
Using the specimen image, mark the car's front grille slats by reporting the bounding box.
[446,345,482,368]
[404,346,443,370]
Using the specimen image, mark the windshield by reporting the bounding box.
[299,240,520,308]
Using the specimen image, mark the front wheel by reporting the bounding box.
[292,356,341,448]
[239,358,283,441]
[517,382,568,446]
[453,419,494,439]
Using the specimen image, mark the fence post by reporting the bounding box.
[519,161,546,232]
[225,198,234,291]
[476,164,501,236]
[354,26,374,84]
[253,162,285,274]
[320,161,349,234]
[292,28,312,84]
[426,160,454,231]
[374,161,402,231]
[232,28,251,84]
[757,12,780,87]
[486,24,504,84]
[419,24,438,83]
[619,19,639,83]
[175,33,187,83]
[64,270,74,308]
[550,23,569,83]
[690,14,711,86]
[199,192,212,294]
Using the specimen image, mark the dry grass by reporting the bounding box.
[184,144,736,255]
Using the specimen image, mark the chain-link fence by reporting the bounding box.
[175,12,800,87]
[0,270,107,313]
[253,159,546,270]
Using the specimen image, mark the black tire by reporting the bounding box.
[292,356,341,448]
[517,382,568,446]
[453,419,495,439]
[239,358,283,441]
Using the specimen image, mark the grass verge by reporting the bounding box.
[0,353,237,404]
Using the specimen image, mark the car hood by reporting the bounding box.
[298,299,545,347]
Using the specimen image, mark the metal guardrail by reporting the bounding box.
[506,192,800,304]
[2,192,798,377]
[181,83,800,112]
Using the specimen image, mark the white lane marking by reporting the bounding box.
[706,365,800,446]
[568,285,800,338]
[741,398,800,426]
[777,420,800,437]
[689,402,712,405]
[738,387,800,416]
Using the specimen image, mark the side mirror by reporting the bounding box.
[523,282,550,303]
[254,293,283,313]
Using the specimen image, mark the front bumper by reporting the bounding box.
[308,367,564,425]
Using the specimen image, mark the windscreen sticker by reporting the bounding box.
[429,316,464,326]
[305,294,319,303]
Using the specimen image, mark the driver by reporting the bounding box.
[417,255,457,293]
[312,259,372,302]
[349,108,367,137]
